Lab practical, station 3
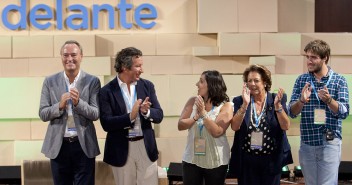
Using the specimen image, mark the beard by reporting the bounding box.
[308,62,323,74]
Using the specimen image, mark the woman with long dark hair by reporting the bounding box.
[178,70,233,185]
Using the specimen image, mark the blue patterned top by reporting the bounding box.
[288,68,349,146]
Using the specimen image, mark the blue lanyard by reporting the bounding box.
[120,87,137,112]
[65,81,75,107]
[198,105,214,136]
[310,70,333,106]
[251,93,267,127]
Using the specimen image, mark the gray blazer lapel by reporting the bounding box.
[75,71,86,93]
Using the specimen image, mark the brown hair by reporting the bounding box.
[242,64,272,92]
[304,39,330,64]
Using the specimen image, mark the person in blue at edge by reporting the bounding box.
[288,40,349,185]
[99,47,163,185]
[178,70,233,185]
[228,64,293,185]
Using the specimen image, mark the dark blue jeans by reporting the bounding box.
[50,140,95,185]
[182,161,228,185]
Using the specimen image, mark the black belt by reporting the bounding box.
[63,136,78,143]
[127,136,144,142]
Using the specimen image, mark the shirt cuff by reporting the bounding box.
[142,109,150,119]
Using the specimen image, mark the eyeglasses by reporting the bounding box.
[304,55,320,60]
[247,79,262,84]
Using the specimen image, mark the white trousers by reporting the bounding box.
[111,139,158,185]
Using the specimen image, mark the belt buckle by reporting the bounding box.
[68,136,76,142]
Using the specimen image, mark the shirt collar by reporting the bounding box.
[116,76,137,87]
[63,70,81,85]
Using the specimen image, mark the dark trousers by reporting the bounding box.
[50,140,95,185]
[238,154,281,185]
[182,161,228,185]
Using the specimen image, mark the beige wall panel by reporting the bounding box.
[218,33,260,55]
[238,0,278,32]
[302,33,352,55]
[14,140,46,165]
[143,74,171,116]
[223,74,243,100]
[54,35,95,57]
[197,0,238,33]
[249,56,276,66]
[157,34,217,55]
[261,33,302,55]
[342,75,352,110]
[342,136,352,161]
[276,56,305,74]
[169,75,199,116]
[142,56,158,75]
[156,137,187,167]
[0,120,31,140]
[287,136,300,167]
[0,141,14,165]
[157,117,187,138]
[278,0,314,33]
[232,57,250,74]
[192,47,219,56]
[286,119,300,136]
[148,56,193,75]
[0,36,12,58]
[134,0,197,33]
[81,57,111,76]
[28,58,62,77]
[192,56,235,74]
[0,77,44,119]
[13,36,54,58]
[330,56,352,74]
[271,74,299,100]
[0,58,29,77]
[96,34,156,57]
[93,120,107,139]
[30,119,47,140]
[0,0,29,36]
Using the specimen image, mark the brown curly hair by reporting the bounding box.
[242,64,272,92]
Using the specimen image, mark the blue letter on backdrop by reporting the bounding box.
[135,3,157,29]
[66,5,88,30]
[30,4,53,29]
[2,0,27,30]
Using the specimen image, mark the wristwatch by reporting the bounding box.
[275,107,283,113]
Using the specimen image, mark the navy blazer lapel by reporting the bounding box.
[266,92,274,122]
[110,78,127,114]
[244,103,251,127]
[136,80,146,100]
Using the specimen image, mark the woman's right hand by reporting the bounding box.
[242,83,250,107]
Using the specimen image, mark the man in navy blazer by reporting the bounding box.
[99,47,163,185]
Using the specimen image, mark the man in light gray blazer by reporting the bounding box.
[39,40,100,185]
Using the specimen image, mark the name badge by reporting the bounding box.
[128,124,140,137]
[314,108,325,124]
[67,116,76,131]
[250,131,263,150]
[194,137,206,155]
